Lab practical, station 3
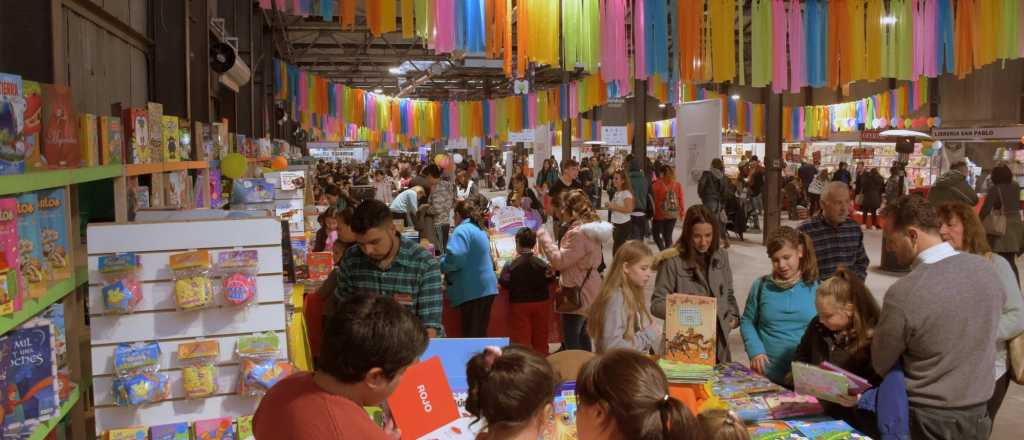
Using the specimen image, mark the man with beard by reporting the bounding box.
[334,199,443,337]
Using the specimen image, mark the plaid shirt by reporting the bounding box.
[334,235,444,334]
[797,216,870,281]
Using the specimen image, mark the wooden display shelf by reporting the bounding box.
[124,161,209,176]
[0,266,87,336]
[248,157,272,162]
[26,385,80,440]
[0,165,124,196]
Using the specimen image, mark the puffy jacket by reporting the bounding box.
[539,220,614,316]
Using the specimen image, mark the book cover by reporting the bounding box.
[788,419,855,440]
[131,185,150,211]
[2,320,59,433]
[420,338,509,393]
[149,422,190,440]
[41,84,80,169]
[726,396,771,422]
[490,235,517,269]
[307,252,333,282]
[99,115,124,165]
[289,236,307,279]
[231,179,275,204]
[164,170,189,209]
[256,138,272,158]
[664,294,717,365]
[161,115,179,162]
[25,304,67,399]
[195,416,236,440]
[764,392,824,419]
[385,356,460,440]
[79,113,99,167]
[178,118,191,161]
[279,171,304,191]
[20,81,44,171]
[819,362,872,395]
[146,102,163,164]
[747,421,797,440]
[122,108,149,164]
[37,188,70,281]
[236,415,254,440]
[105,427,148,440]
[150,170,165,207]
[542,382,579,440]
[792,361,852,404]
[275,199,304,234]
[0,255,16,317]
[0,73,26,175]
[15,193,47,298]
[0,198,21,314]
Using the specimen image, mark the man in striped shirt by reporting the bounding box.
[797,181,870,280]
[334,199,444,337]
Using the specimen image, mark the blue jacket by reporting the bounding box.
[441,219,498,307]
[858,363,910,440]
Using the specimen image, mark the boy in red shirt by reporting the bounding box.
[255,294,429,439]
[651,164,685,250]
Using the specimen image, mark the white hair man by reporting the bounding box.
[796,181,869,280]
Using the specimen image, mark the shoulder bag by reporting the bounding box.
[983,188,1007,236]
[555,267,593,313]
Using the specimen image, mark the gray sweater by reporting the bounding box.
[595,290,663,355]
[871,252,1004,407]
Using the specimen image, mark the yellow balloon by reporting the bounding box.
[221,153,247,179]
[434,153,446,166]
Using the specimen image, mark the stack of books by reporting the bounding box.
[764,392,824,419]
[658,358,714,384]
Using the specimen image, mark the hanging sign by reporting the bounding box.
[508,129,535,143]
[931,126,1024,141]
[601,126,629,145]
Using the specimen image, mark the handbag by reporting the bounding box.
[983,189,1008,236]
[555,267,594,313]
[1010,333,1024,384]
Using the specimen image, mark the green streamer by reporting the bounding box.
[751,0,772,87]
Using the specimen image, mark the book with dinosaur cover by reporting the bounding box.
[0,72,26,175]
[122,107,149,164]
[146,102,163,164]
[162,115,179,162]
[1,320,59,434]
[79,113,99,167]
[664,294,716,366]
[99,115,124,165]
[21,80,44,171]
[16,193,47,298]
[0,198,21,314]
[41,84,80,168]
[37,188,70,281]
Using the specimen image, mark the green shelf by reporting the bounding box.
[26,385,80,440]
[0,268,87,336]
[0,164,123,196]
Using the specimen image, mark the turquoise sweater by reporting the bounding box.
[441,220,498,307]
[739,277,819,385]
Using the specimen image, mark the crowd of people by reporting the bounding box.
[254,152,1022,440]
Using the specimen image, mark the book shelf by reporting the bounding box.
[26,386,80,440]
[123,160,208,177]
[0,165,124,196]
[0,267,87,335]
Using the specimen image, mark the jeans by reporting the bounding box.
[612,221,632,256]
[652,219,677,250]
[909,403,990,440]
[561,314,591,351]
[630,215,648,241]
[459,295,496,338]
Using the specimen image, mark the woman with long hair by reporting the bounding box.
[508,173,542,214]
[607,170,635,255]
[441,199,499,337]
[587,240,661,354]
[537,190,613,351]
[936,202,1024,420]
[981,163,1024,283]
[651,205,740,363]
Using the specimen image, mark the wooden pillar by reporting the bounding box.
[763,88,783,241]
[632,79,648,168]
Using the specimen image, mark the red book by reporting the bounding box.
[307,252,333,282]
[386,356,460,440]
[41,84,80,169]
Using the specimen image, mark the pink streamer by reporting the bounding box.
[787,0,806,92]
[298,71,308,114]
[292,0,301,15]
[488,100,497,137]
[912,0,925,77]
[797,107,805,140]
[274,0,286,10]
[601,0,629,86]
[569,82,579,117]
[634,0,647,80]
[367,96,377,131]
[527,93,538,129]
[923,0,939,77]
[771,0,788,93]
[259,0,271,9]
[435,0,455,53]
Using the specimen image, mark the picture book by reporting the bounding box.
[664,294,717,365]
[21,80,44,171]
[99,115,124,165]
[307,252,333,282]
[131,185,150,211]
[149,170,165,207]
[792,361,852,404]
[161,115,179,162]
[490,234,518,269]
[2,320,59,433]
[38,188,69,281]
[149,422,190,440]
[542,381,578,440]
[279,171,304,191]
[421,338,509,393]
[0,198,21,314]
[16,193,47,298]
[231,179,275,204]
[788,419,857,440]
[178,118,191,160]
[764,391,823,419]
[256,138,272,158]
[105,427,148,440]
[0,72,26,175]
[146,102,163,164]
[236,415,254,440]
[726,396,771,422]
[122,107,149,164]
[275,199,304,233]
[820,362,872,395]
[28,304,66,388]
[0,255,16,317]
[79,113,99,167]
[289,235,308,279]
[195,417,236,440]
[747,421,797,440]
[41,84,80,169]
[386,356,461,440]
[164,170,190,209]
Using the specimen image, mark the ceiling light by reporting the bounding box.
[373,88,383,94]
[658,103,667,108]
[388,67,402,75]
[880,16,897,25]
[731,94,741,101]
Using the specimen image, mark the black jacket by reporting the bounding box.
[499,253,554,303]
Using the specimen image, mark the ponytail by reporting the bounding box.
[464,346,557,433]
[660,396,699,440]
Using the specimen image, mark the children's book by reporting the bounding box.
[306,252,333,282]
[146,102,163,164]
[0,198,21,314]
[279,171,304,191]
[41,84,80,169]
[105,427,148,440]
[819,361,872,395]
[542,381,578,440]
[38,188,70,281]
[788,419,856,440]
[289,236,307,279]
[664,294,717,365]
[162,115,179,162]
[231,179,275,204]
[122,107,149,164]
[194,417,236,440]
[0,255,16,317]
[726,396,771,422]
[0,72,26,175]
[178,118,191,161]
[764,391,823,419]
[16,193,47,298]
[79,113,99,167]
[2,320,59,433]
[490,234,517,269]
[21,81,44,171]
[275,199,304,233]
[385,356,461,440]
[792,361,852,404]
[100,115,124,165]
[131,185,151,211]
[747,420,797,440]
[236,415,254,440]
[164,170,190,209]
[149,422,189,440]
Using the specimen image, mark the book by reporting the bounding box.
[146,102,163,164]
[21,81,44,171]
[792,361,852,404]
[385,356,461,440]
[788,419,856,440]
[131,185,150,211]
[307,252,333,282]
[490,234,517,269]
[41,84,80,169]
[122,107,149,164]
[275,199,304,233]
[236,415,254,440]
[1,320,59,433]
[194,417,236,440]
[231,179,275,204]
[764,391,824,419]
[150,422,190,440]
[726,396,771,422]
[79,113,99,167]
[16,193,47,298]
[178,118,191,160]
[289,236,308,279]
[542,382,579,440]
[0,198,21,314]
[212,121,228,160]
[209,168,223,208]
[164,170,190,208]
[0,72,26,175]
[664,294,717,366]
[99,115,124,165]
[162,115,179,162]
[37,188,70,281]
[747,421,797,440]
[105,427,148,440]
[0,255,16,317]
[279,171,304,191]
[820,362,872,395]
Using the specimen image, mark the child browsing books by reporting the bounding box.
[698,409,751,440]
[587,240,663,354]
[499,228,556,355]
[793,267,882,437]
[465,345,558,440]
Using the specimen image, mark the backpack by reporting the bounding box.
[661,184,680,219]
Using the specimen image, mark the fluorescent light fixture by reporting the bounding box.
[731,94,741,101]
[880,16,897,25]
[658,103,667,108]
[373,88,384,94]
[388,67,402,75]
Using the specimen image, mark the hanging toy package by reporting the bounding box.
[97,253,143,314]
[237,332,294,397]
[177,339,221,399]
[215,250,259,307]
[112,341,170,406]
[169,250,214,311]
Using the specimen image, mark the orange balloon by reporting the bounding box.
[271,156,288,170]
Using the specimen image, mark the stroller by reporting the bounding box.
[723,183,752,241]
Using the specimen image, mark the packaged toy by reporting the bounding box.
[169,250,214,310]
[97,253,143,314]
[215,250,258,306]
[178,339,220,399]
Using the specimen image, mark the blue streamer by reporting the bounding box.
[441,100,451,139]
[937,0,954,75]
[465,0,486,53]
[559,84,568,120]
[805,0,826,87]
[482,100,491,136]
[273,59,282,98]
[727,98,737,129]
[320,0,333,21]
[645,0,669,79]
